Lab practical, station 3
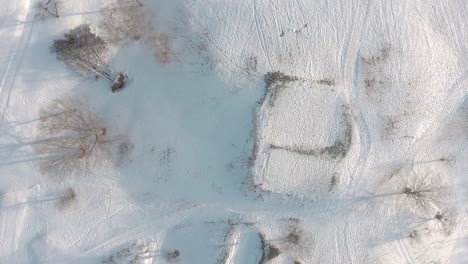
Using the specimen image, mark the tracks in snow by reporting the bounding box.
[252,0,272,70]
[0,0,34,257]
[0,0,34,137]
[338,0,373,196]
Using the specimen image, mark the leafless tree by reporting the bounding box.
[99,0,153,44]
[51,24,115,82]
[34,96,118,178]
[408,208,457,241]
[35,0,60,20]
[399,173,447,213]
[432,208,458,236]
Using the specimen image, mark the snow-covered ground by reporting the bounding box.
[0,0,467,263]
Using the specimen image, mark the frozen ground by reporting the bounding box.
[0,0,467,263]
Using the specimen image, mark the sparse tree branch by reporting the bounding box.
[99,0,153,44]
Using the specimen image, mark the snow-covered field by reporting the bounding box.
[0,0,467,263]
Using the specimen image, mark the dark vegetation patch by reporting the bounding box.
[360,44,392,101]
[118,141,133,156]
[246,55,258,74]
[57,187,77,209]
[319,139,348,159]
[165,250,180,262]
[361,44,391,65]
[316,78,335,86]
[328,174,338,192]
[320,105,352,159]
[382,108,421,140]
[103,242,150,264]
[264,71,299,90]
[262,244,281,263]
[364,78,375,90]
[261,71,299,107]
[160,147,176,166]
[286,229,301,246]
[258,233,267,264]
[270,144,318,156]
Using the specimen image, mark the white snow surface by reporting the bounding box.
[0,0,468,263]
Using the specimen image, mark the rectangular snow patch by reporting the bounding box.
[253,81,349,197]
[264,83,346,149]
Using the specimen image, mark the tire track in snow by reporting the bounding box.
[340,0,374,196]
[0,0,34,256]
[0,188,33,256]
[0,0,34,137]
[395,238,413,264]
[342,220,355,264]
[67,204,130,249]
[252,0,272,70]
[334,2,374,262]
[186,14,259,82]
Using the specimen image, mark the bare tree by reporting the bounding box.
[399,173,447,212]
[34,96,118,178]
[432,208,458,236]
[408,208,457,242]
[35,0,60,20]
[99,0,153,44]
[51,24,115,82]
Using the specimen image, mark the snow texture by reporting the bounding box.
[0,0,467,263]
